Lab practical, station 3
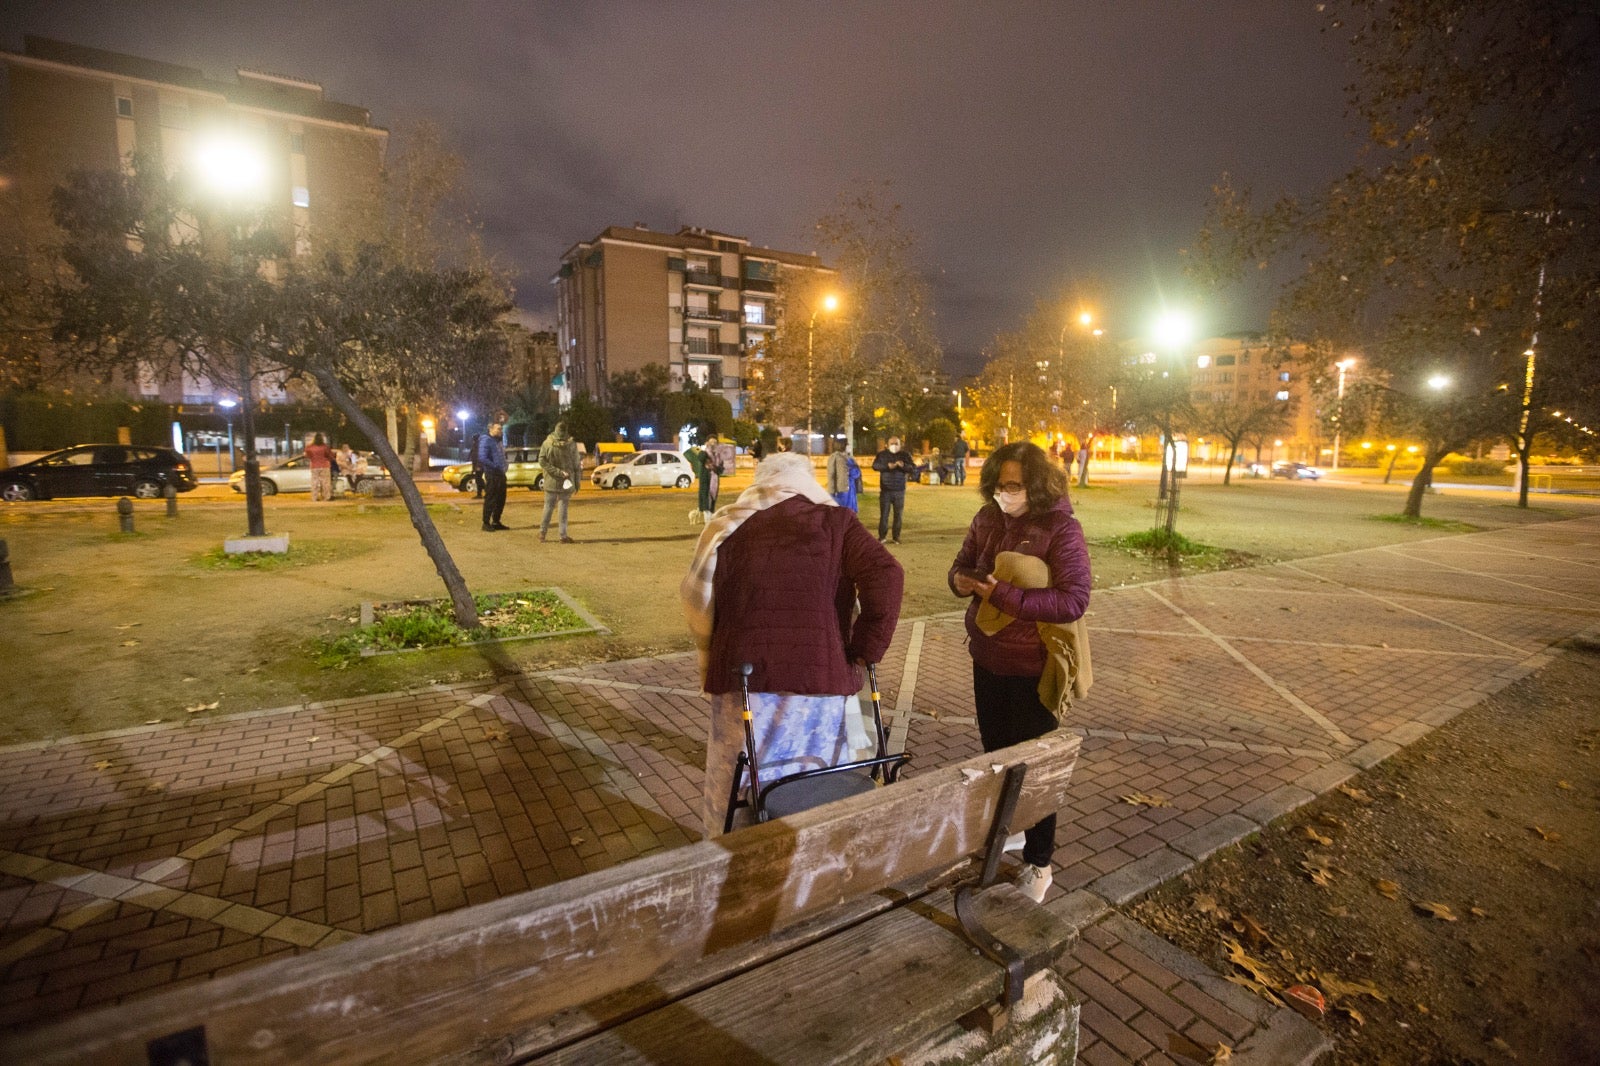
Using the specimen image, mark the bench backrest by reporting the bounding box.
[14,732,1082,1066]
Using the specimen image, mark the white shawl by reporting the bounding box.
[680,453,836,681]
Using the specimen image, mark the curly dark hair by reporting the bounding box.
[977,441,1069,514]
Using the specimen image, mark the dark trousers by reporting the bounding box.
[878,488,905,540]
[972,662,1058,868]
[953,456,967,485]
[481,469,507,526]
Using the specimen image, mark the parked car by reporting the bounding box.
[1270,461,1322,480]
[441,447,547,493]
[591,450,694,490]
[0,444,197,501]
[230,453,389,496]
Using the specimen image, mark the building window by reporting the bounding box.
[292,186,311,208]
[116,96,133,118]
[743,301,771,325]
[1219,371,1233,383]
[290,132,305,154]
[1279,371,1292,382]
[1240,351,1251,365]
[1216,354,1235,366]
[1276,390,1291,401]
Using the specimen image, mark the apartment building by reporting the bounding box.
[553,224,835,416]
[0,35,387,401]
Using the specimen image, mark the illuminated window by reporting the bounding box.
[1279,371,1291,382]
[1276,390,1290,401]
[292,186,310,208]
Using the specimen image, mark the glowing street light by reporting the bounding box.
[1427,374,1451,391]
[457,409,471,459]
[1332,357,1356,472]
[1153,310,1195,351]
[193,133,270,202]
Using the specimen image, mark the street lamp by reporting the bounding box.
[1151,309,1195,533]
[218,399,238,472]
[457,408,471,460]
[805,293,839,446]
[1427,374,1451,391]
[193,132,271,537]
[1332,357,1356,472]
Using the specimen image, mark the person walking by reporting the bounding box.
[478,422,509,531]
[952,432,969,486]
[681,452,903,837]
[305,433,334,502]
[948,441,1092,903]
[871,436,917,544]
[538,421,580,543]
[826,438,861,513]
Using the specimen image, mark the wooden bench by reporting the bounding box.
[11,732,1083,1066]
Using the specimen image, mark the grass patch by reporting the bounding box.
[1097,528,1256,572]
[1367,514,1481,533]
[351,502,459,516]
[319,589,588,663]
[194,539,375,571]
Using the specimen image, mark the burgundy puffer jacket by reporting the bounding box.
[948,497,1091,677]
[706,496,904,695]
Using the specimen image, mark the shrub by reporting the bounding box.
[1443,458,1510,477]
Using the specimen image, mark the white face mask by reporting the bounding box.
[997,489,1028,516]
[888,443,900,453]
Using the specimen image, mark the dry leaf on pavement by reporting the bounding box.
[1373,878,1401,899]
[483,727,508,742]
[1337,785,1374,805]
[1317,972,1389,1002]
[184,701,219,714]
[1235,912,1271,946]
[120,639,140,647]
[1556,780,1572,790]
[1223,938,1277,987]
[1529,825,1561,841]
[1336,1005,1366,1026]
[1413,900,1458,921]
[1470,906,1489,918]
[1121,792,1171,808]
[1168,1033,1232,1064]
[1300,855,1336,887]
[1300,826,1333,846]
[92,760,112,771]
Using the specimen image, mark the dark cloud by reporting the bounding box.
[3,0,1354,364]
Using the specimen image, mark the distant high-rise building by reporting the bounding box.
[553,224,835,416]
[0,35,387,400]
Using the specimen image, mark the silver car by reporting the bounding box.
[229,454,387,496]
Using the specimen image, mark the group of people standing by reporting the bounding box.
[301,434,366,502]
[476,420,580,542]
[681,437,1090,904]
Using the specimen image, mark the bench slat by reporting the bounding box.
[12,732,1080,1066]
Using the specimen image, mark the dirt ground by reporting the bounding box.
[0,471,1595,744]
[1132,639,1600,1065]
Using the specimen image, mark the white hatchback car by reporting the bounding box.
[591,450,694,490]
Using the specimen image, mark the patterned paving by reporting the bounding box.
[2,514,1598,1053]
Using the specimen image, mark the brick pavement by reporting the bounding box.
[2,514,1598,1060]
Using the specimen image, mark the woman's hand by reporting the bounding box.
[953,572,998,600]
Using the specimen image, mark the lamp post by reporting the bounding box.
[804,293,839,447]
[1332,358,1355,472]
[457,408,471,461]
[219,399,237,471]
[194,132,271,537]
[1151,309,1195,535]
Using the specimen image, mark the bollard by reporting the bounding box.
[165,483,178,518]
[117,497,134,533]
[0,539,13,594]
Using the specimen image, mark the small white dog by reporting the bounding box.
[688,507,704,527]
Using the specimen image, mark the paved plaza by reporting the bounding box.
[2,515,1598,1060]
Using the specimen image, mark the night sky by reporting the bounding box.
[3,1,1356,376]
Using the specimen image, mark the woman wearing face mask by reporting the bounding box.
[948,440,1091,903]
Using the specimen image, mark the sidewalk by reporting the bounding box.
[2,515,1597,1059]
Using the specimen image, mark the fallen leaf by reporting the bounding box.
[1415,1003,1429,1014]
[1300,826,1333,846]
[144,719,164,725]
[1283,984,1325,1019]
[1324,904,1351,918]
[1337,785,1374,805]
[1223,938,1278,987]
[1538,858,1562,872]
[1529,825,1560,842]
[307,736,321,744]
[120,639,140,647]
[1223,974,1286,1006]
[483,727,508,742]
[1470,906,1489,918]
[1315,813,1344,828]
[1317,973,1388,1002]
[569,835,585,846]
[1488,1036,1514,1055]
[93,760,112,772]
[1236,913,1271,947]
[1413,901,1458,922]
[182,677,198,683]
[146,781,165,792]
[114,622,141,630]
[1556,780,1572,790]
[184,701,220,714]
[1300,855,1336,887]
[1374,878,1401,899]
[1337,1005,1366,1026]
[1167,1033,1215,1063]
[1121,792,1171,808]
[961,768,983,781]
[1195,893,1220,916]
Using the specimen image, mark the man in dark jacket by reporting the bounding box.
[871,436,919,544]
[478,422,509,531]
[952,433,969,486]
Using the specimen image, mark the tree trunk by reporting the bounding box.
[1402,447,1448,519]
[1516,437,1532,509]
[237,347,267,537]
[316,371,479,628]
[1223,441,1239,486]
[385,406,400,452]
[1383,448,1401,484]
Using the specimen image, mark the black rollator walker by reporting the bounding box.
[722,663,910,833]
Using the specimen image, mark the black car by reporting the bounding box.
[0,445,198,501]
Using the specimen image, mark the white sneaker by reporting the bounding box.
[1003,832,1026,853]
[1015,863,1052,903]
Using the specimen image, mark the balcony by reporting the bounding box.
[682,307,741,323]
[741,277,777,294]
[684,271,737,290]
